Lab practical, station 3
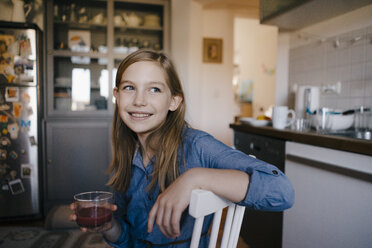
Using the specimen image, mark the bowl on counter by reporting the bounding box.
[311,112,354,131]
[239,117,270,127]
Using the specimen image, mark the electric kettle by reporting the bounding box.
[295,85,320,118]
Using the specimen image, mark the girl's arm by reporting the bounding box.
[147,167,249,239]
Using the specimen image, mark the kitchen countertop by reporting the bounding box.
[230,122,372,156]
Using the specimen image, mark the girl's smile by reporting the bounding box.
[114,61,182,144]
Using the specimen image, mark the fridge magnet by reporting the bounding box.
[2,128,8,135]
[8,178,25,195]
[22,93,31,103]
[0,149,6,160]
[0,114,8,122]
[0,35,15,75]
[9,150,18,160]
[29,136,37,146]
[203,38,223,63]
[0,164,9,177]
[21,164,32,178]
[13,102,22,118]
[9,170,17,180]
[25,106,33,116]
[20,119,31,132]
[0,104,10,111]
[5,87,20,102]
[1,182,9,191]
[8,123,19,139]
[0,136,11,146]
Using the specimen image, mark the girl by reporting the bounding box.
[72,49,294,247]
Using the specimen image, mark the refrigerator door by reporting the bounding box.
[0,86,39,218]
[0,23,40,218]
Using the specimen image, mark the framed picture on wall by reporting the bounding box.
[203,38,223,63]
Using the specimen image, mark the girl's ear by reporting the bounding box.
[169,95,183,111]
[113,87,118,99]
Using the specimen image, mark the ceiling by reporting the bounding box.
[194,0,259,18]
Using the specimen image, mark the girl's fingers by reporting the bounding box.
[170,207,182,237]
[162,204,173,238]
[111,204,117,211]
[69,214,76,221]
[147,202,158,233]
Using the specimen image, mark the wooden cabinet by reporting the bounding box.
[43,120,112,214]
[42,0,170,214]
[45,0,169,116]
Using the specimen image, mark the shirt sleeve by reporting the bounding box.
[192,132,294,212]
[102,218,132,247]
[102,191,133,247]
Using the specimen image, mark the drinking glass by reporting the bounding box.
[74,191,113,232]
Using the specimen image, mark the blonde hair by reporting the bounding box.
[107,49,187,193]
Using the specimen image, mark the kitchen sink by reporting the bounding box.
[324,130,372,141]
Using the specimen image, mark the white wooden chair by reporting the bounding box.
[189,189,246,248]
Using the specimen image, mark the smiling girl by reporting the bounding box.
[71,49,294,247]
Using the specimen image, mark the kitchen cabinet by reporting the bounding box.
[234,131,285,248]
[45,0,169,115]
[283,142,372,248]
[260,0,372,30]
[42,0,169,214]
[43,120,111,214]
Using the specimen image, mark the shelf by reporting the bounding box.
[52,50,107,58]
[54,21,107,30]
[114,25,162,31]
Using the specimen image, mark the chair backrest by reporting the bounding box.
[189,189,246,248]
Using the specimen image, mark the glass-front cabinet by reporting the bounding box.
[45,0,169,116]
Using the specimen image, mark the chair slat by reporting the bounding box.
[220,204,236,248]
[189,189,246,248]
[208,209,223,248]
[190,216,204,248]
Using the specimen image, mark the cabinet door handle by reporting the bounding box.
[47,159,52,164]
[250,142,261,151]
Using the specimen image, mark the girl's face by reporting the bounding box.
[114,61,182,143]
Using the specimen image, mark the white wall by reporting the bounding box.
[201,9,236,145]
[171,0,237,145]
[234,18,278,117]
[275,33,290,106]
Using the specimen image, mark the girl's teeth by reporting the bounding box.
[132,113,150,117]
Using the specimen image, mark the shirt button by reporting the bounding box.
[272,170,278,175]
[148,195,151,200]
[146,174,149,180]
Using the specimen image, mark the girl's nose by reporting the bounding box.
[133,91,146,106]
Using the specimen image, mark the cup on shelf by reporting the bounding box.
[74,191,113,232]
[272,106,296,129]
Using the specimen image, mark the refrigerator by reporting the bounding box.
[0,21,42,219]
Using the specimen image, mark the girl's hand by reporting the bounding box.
[147,169,198,239]
[69,202,118,232]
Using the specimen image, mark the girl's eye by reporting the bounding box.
[123,85,134,91]
[150,87,161,93]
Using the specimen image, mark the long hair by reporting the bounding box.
[107,49,187,193]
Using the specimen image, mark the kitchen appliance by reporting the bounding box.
[295,85,320,119]
[0,21,42,219]
[234,131,285,248]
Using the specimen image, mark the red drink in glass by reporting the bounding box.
[74,191,113,231]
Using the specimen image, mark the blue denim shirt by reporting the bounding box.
[105,127,294,247]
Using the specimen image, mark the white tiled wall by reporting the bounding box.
[288,25,372,110]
